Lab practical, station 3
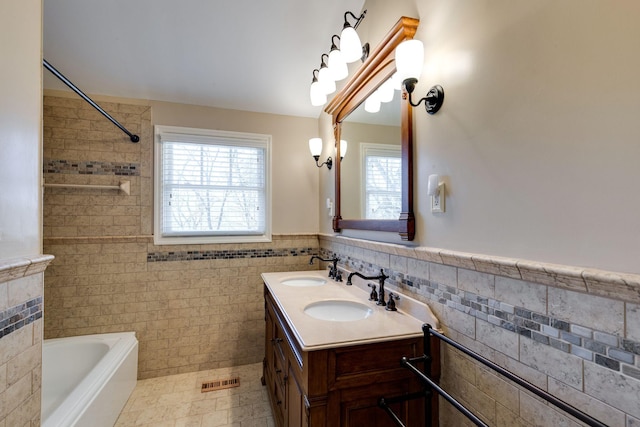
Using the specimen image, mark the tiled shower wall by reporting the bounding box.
[319,235,640,427]
[42,95,317,379]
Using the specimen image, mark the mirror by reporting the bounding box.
[325,16,419,240]
[340,89,401,220]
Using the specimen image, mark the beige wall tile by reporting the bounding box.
[520,337,583,389]
[494,277,547,314]
[549,288,624,335]
[458,269,495,298]
[584,363,640,419]
[627,303,640,341]
[548,377,624,426]
[519,391,581,427]
[477,319,519,360]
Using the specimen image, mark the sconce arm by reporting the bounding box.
[403,78,445,115]
[344,10,367,30]
[313,156,333,170]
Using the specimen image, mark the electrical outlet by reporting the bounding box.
[430,183,445,213]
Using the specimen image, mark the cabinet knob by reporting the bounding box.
[271,337,283,344]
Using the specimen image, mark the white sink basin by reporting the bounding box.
[304,300,373,321]
[280,277,327,287]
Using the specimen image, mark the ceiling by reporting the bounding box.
[43,0,365,119]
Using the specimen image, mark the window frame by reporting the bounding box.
[153,125,272,245]
[360,142,402,220]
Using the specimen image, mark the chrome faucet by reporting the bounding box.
[346,269,389,306]
[309,255,341,281]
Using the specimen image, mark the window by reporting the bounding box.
[361,143,402,219]
[154,126,271,245]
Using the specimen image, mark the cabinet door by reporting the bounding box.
[287,361,308,427]
[335,380,425,427]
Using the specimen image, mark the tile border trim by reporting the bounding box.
[319,234,640,304]
[44,159,140,176]
[0,296,43,339]
[0,255,55,285]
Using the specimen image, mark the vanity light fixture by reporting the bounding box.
[309,10,368,107]
[310,69,327,106]
[309,138,333,170]
[395,39,445,115]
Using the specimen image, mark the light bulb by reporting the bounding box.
[340,140,348,159]
[377,79,394,103]
[395,39,424,81]
[310,81,327,106]
[308,138,323,157]
[328,49,348,81]
[340,25,362,63]
[364,92,381,113]
[318,65,336,95]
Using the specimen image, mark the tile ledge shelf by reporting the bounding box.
[318,234,640,304]
[42,233,319,246]
[0,254,55,284]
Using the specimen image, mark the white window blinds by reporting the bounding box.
[154,127,271,244]
[362,144,402,220]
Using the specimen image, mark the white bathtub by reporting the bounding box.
[42,332,138,427]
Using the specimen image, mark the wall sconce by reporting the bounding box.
[395,39,445,115]
[309,138,333,170]
[309,69,327,106]
[318,54,336,95]
[328,35,348,81]
[340,10,367,63]
[339,140,348,160]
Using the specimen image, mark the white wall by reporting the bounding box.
[321,0,640,274]
[0,0,42,258]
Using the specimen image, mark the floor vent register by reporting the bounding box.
[201,376,240,393]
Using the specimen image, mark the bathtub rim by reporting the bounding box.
[41,331,138,427]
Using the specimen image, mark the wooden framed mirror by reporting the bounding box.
[325,17,419,241]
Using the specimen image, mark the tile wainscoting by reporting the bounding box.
[0,255,54,426]
[319,234,640,427]
[43,234,318,379]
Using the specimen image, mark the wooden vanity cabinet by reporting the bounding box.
[263,286,440,427]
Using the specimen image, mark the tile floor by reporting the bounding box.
[115,363,275,427]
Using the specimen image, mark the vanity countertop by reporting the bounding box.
[261,269,439,351]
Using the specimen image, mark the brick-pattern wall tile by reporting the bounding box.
[44,236,318,379]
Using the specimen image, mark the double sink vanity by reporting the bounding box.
[261,265,440,427]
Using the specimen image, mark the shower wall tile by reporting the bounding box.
[43,96,151,240]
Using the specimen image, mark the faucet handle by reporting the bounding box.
[385,292,399,311]
[334,270,343,282]
[327,265,335,279]
[367,283,378,301]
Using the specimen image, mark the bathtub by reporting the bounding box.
[41,332,138,427]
